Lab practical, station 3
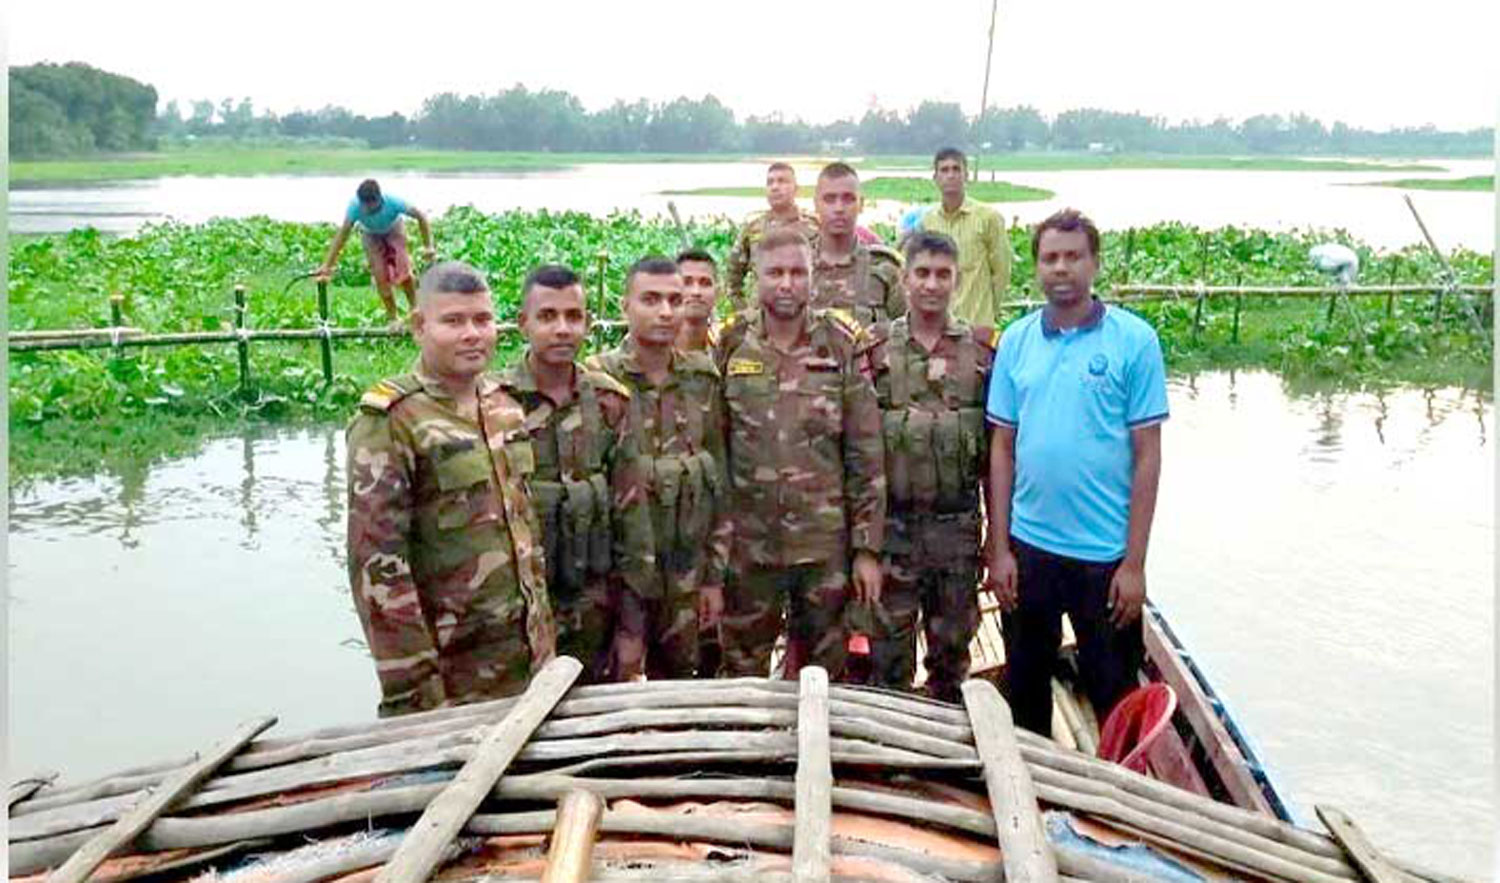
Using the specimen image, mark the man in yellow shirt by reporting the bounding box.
[920,148,1013,328]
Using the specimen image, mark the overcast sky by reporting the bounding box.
[7,0,1498,131]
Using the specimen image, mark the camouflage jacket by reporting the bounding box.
[811,239,905,329]
[586,341,729,582]
[497,354,658,615]
[714,309,886,567]
[869,317,997,516]
[725,208,821,309]
[346,363,555,716]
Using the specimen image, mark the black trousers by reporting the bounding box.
[1000,536,1144,735]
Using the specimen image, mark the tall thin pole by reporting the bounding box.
[975,0,999,182]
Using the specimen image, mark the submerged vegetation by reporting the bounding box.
[1361,175,1493,192]
[8,209,1492,484]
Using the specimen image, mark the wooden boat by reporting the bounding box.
[7,602,1469,883]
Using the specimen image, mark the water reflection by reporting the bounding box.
[6,371,1494,877]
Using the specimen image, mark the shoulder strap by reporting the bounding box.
[580,379,605,474]
[359,374,422,413]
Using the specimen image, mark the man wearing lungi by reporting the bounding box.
[317,178,437,329]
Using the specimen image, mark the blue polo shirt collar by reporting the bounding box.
[1041,297,1106,337]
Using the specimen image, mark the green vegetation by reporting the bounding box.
[10,63,156,158]
[10,146,755,184]
[8,211,1491,486]
[664,177,1054,202]
[1361,175,1493,192]
[861,154,1442,172]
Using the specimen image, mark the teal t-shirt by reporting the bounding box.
[345,195,409,235]
[986,300,1169,562]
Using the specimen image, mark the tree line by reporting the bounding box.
[11,62,1493,159]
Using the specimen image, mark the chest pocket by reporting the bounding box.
[434,447,498,530]
[796,357,842,435]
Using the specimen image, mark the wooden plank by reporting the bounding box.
[540,789,605,883]
[374,656,582,883]
[1316,805,1417,883]
[1141,609,1274,816]
[792,666,832,883]
[11,771,59,809]
[961,679,1059,883]
[45,716,276,883]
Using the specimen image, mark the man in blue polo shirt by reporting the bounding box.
[985,208,1167,736]
[316,179,436,330]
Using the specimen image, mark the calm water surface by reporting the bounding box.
[9,158,1494,251]
[7,371,1494,877]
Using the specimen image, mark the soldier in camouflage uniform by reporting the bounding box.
[725,162,820,311]
[811,162,905,329]
[675,248,722,354]
[866,232,996,703]
[714,227,886,679]
[588,257,729,679]
[499,264,657,684]
[346,261,556,717]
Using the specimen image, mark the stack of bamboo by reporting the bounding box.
[8,662,1468,883]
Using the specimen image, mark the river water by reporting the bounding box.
[6,370,1493,877]
[8,158,1494,252]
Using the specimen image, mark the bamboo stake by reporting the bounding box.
[961,679,1058,883]
[43,715,275,883]
[232,284,251,400]
[540,789,605,883]
[316,280,334,383]
[793,667,832,883]
[374,656,582,883]
[108,295,124,359]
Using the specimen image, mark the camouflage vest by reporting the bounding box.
[813,244,900,329]
[591,349,724,574]
[878,319,990,513]
[514,374,617,597]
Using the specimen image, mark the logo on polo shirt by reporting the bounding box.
[1088,354,1109,376]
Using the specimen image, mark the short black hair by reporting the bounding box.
[356,178,381,203]
[933,147,966,170]
[818,161,859,184]
[418,260,489,296]
[676,247,717,269]
[1031,208,1101,261]
[625,256,679,295]
[522,264,581,297]
[902,231,960,265]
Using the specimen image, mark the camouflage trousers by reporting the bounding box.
[374,597,535,718]
[643,563,705,680]
[721,553,849,679]
[554,580,615,684]
[869,512,982,703]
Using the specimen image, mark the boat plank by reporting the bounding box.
[1316,805,1417,883]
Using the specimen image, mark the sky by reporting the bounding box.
[6,0,1499,131]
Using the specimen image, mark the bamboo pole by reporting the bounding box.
[374,656,583,883]
[43,715,276,883]
[793,666,832,883]
[9,772,58,809]
[961,679,1058,883]
[108,295,124,359]
[232,284,251,399]
[1315,806,1411,883]
[540,789,605,883]
[9,320,629,352]
[316,280,334,383]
